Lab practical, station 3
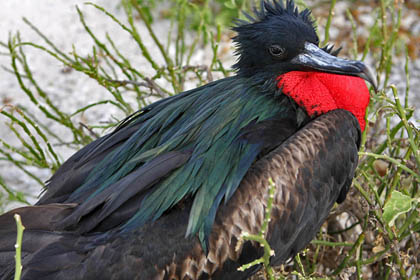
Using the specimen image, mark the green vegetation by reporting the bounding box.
[1,0,419,279]
[13,214,24,280]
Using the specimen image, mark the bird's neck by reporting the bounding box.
[276,71,370,131]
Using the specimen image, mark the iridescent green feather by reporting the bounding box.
[70,76,291,244]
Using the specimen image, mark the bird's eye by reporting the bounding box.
[269,45,286,58]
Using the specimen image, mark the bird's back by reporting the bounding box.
[33,76,305,239]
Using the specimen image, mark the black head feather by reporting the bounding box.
[232,0,319,77]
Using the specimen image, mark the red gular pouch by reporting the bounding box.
[277,71,371,131]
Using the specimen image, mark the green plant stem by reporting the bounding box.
[322,0,336,46]
[14,214,25,280]
[333,233,365,275]
[311,240,354,247]
[238,179,276,279]
[360,152,420,181]
[393,252,408,280]
[390,85,420,172]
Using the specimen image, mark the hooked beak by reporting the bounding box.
[291,42,377,92]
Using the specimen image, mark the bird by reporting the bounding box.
[0,1,376,279]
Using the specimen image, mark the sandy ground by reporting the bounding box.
[0,1,419,210]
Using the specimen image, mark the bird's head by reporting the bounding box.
[233,0,376,131]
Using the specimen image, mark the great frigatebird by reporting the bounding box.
[0,1,376,279]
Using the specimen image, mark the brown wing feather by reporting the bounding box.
[202,109,361,276]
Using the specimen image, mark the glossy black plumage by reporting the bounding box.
[0,110,360,280]
[0,0,373,279]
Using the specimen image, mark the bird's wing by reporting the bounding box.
[179,108,361,278]
[0,203,78,278]
[0,109,360,280]
[55,149,192,233]
[214,109,361,267]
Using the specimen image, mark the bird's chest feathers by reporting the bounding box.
[276,71,370,131]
